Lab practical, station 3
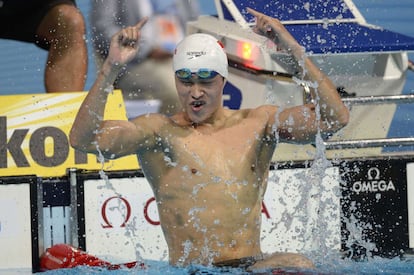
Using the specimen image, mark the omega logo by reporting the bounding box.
[101,196,160,228]
[101,196,132,228]
[144,197,160,226]
[367,167,380,180]
[100,196,271,229]
[352,167,396,195]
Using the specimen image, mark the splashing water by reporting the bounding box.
[264,43,384,271]
[91,122,146,262]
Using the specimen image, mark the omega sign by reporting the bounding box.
[100,195,271,228]
[100,196,160,227]
[352,167,396,194]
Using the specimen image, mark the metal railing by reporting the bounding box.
[228,58,414,150]
[325,94,414,150]
[325,137,414,150]
[342,94,414,105]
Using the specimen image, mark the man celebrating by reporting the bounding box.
[70,8,349,271]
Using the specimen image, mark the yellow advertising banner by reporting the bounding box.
[0,90,139,177]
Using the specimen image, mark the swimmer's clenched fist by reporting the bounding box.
[106,18,148,68]
[247,7,303,57]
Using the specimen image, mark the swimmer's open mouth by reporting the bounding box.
[190,100,205,108]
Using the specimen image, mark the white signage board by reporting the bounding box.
[83,177,167,262]
[406,163,414,248]
[262,167,341,253]
[83,167,340,262]
[0,183,34,270]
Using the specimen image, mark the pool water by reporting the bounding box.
[39,257,414,275]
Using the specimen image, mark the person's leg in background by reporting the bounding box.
[36,3,87,92]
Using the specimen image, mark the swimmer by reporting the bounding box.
[70,8,349,271]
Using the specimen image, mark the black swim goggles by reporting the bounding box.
[175,68,219,81]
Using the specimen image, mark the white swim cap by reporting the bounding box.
[173,33,228,78]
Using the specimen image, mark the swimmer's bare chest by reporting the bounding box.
[139,119,275,191]
[178,130,255,171]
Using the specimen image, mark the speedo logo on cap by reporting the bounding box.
[186,51,207,59]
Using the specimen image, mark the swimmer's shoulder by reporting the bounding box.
[238,105,279,120]
[129,113,173,131]
[219,107,278,125]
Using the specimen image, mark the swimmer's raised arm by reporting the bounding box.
[70,18,156,158]
[247,8,349,142]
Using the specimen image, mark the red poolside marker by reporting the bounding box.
[40,243,145,271]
